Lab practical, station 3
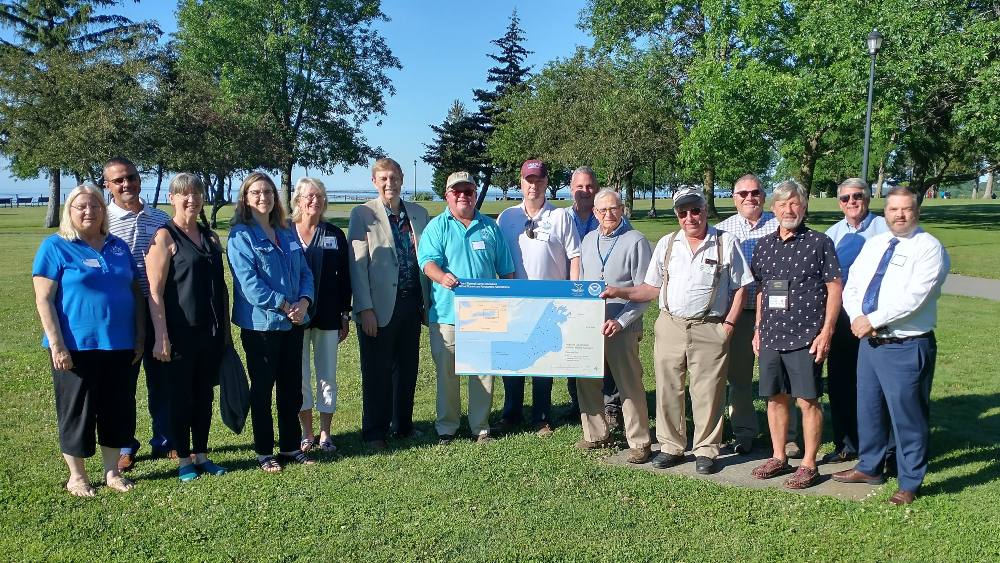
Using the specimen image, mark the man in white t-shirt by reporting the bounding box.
[495,160,581,436]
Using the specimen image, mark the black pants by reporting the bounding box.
[826,310,860,454]
[358,294,422,441]
[241,327,304,456]
[53,349,135,457]
[163,325,223,458]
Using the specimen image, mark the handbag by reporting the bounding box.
[218,344,250,434]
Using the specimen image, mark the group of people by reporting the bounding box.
[34,156,948,506]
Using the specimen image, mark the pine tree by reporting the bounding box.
[470,9,532,208]
[423,100,480,199]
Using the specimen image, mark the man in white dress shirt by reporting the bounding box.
[833,186,949,506]
[603,187,752,475]
[496,160,581,436]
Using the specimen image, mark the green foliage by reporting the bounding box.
[175,0,400,207]
[422,100,482,199]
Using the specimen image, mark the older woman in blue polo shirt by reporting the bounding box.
[32,185,144,497]
[228,172,315,473]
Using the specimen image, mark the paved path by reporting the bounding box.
[603,444,882,501]
[943,274,1000,301]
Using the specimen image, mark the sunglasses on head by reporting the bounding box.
[676,207,703,219]
[735,189,762,199]
[523,218,536,239]
[839,192,866,203]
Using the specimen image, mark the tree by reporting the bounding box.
[422,100,482,199]
[0,0,159,227]
[176,0,400,210]
[469,9,532,208]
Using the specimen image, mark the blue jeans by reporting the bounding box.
[501,376,552,425]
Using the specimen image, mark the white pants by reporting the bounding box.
[300,327,339,413]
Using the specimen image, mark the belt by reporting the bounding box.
[868,331,934,347]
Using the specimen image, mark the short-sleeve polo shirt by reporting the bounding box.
[751,225,842,351]
[496,202,581,280]
[32,233,138,350]
[417,209,515,325]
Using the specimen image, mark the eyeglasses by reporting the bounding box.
[107,173,140,186]
[524,218,536,239]
[302,194,324,202]
[675,207,704,219]
[248,189,275,199]
[735,189,762,199]
[70,204,102,212]
[838,192,866,203]
[595,205,622,215]
[448,188,475,197]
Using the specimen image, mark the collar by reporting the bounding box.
[384,201,407,220]
[744,211,774,230]
[598,219,630,238]
[447,208,481,226]
[106,197,148,219]
[843,211,876,232]
[519,200,553,219]
[775,223,807,242]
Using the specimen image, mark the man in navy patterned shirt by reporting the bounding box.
[748,180,842,489]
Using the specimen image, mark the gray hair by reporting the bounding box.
[291,177,327,223]
[571,166,597,184]
[168,173,205,197]
[771,180,808,206]
[886,185,920,207]
[837,177,869,197]
[59,184,109,240]
[593,187,621,207]
[734,173,763,191]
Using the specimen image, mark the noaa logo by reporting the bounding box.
[110,245,126,256]
[588,283,602,296]
[571,282,584,295]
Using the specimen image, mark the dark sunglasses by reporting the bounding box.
[735,189,762,198]
[107,173,141,186]
[839,192,866,203]
[523,218,536,239]
[449,188,475,197]
[676,207,703,219]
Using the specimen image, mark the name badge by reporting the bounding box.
[890,254,907,267]
[83,258,101,268]
[535,232,551,242]
[321,236,338,250]
[289,242,301,251]
[766,279,790,310]
[471,240,486,250]
[700,262,719,275]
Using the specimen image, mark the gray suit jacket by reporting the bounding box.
[347,198,431,327]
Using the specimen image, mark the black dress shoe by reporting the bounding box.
[821,449,858,464]
[651,452,685,469]
[437,435,454,446]
[695,456,715,475]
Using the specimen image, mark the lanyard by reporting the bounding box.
[596,234,620,281]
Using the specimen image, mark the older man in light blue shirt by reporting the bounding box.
[418,171,515,445]
[823,178,890,464]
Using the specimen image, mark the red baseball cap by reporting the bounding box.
[520,159,548,179]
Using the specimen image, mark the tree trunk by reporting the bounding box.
[72,171,83,186]
[799,136,819,197]
[984,170,994,200]
[702,165,717,218]
[210,174,227,228]
[44,168,61,228]
[280,161,293,212]
[475,171,494,210]
[547,184,559,199]
[874,158,887,198]
[623,170,634,216]
[151,164,164,207]
[972,167,979,199]
[648,159,658,218]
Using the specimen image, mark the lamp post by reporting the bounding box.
[412,159,417,199]
[861,28,884,189]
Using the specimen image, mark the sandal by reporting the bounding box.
[279,450,316,465]
[105,475,135,493]
[258,456,283,473]
[751,457,795,480]
[318,438,337,453]
[784,466,820,489]
[65,479,96,498]
[300,437,315,452]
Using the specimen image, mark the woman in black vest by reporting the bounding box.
[291,178,352,453]
[146,173,230,482]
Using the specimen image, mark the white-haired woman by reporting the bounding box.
[291,178,351,453]
[32,185,144,496]
[146,173,230,482]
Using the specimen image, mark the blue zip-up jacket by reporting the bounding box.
[228,221,314,331]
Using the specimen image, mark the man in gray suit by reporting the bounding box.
[348,158,432,449]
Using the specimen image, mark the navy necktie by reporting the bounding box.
[862,237,899,315]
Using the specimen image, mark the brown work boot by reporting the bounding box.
[626,445,652,464]
[574,437,613,450]
[535,423,554,437]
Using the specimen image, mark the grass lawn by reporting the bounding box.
[1,202,999,560]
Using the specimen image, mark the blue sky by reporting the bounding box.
[2,0,593,196]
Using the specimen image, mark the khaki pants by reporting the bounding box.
[430,323,493,436]
[653,313,729,458]
[578,331,650,448]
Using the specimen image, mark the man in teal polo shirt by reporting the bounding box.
[418,171,515,445]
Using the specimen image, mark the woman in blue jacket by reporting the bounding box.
[228,172,315,473]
